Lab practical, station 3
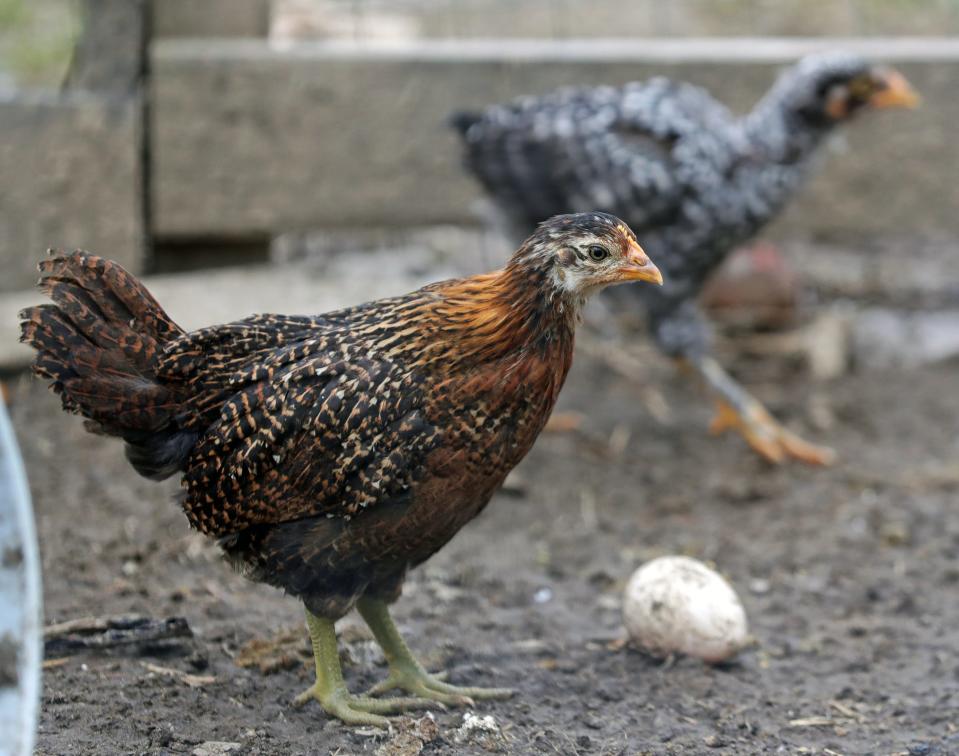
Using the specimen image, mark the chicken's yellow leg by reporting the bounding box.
[293,607,430,727]
[357,597,514,704]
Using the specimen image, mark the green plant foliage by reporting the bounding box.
[0,0,79,89]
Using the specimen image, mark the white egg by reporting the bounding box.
[622,555,749,663]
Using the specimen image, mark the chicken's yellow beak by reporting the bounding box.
[870,68,920,109]
[618,239,663,285]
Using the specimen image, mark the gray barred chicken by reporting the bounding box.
[453,51,918,464]
[19,213,662,728]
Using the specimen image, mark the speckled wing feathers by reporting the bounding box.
[155,309,444,536]
[20,256,447,536]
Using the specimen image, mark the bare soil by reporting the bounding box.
[9,346,959,755]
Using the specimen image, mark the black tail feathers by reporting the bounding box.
[19,250,194,479]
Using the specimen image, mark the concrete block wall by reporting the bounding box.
[268,0,959,39]
[330,0,959,40]
[0,93,143,291]
[0,0,146,293]
[150,37,959,242]
[3,28,957,292]
[152,0,270,38]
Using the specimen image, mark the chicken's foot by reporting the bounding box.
[688,355,835,466]
[293,608,431,727]
[357,597,514,705]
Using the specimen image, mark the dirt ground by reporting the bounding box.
[8,332,959,755]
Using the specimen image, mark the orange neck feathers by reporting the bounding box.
[427,262,576,366]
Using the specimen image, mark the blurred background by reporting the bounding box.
[1,0,958,368]
[2,2,959,754]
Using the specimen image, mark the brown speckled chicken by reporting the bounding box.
[19,213,662,727]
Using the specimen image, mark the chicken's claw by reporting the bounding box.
[357,596,514,709]
[366,662,513,706]
[292,684,430,727]
[710,399,836,466]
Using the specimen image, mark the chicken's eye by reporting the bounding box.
[848,76,873,100]
[587,245,610,262]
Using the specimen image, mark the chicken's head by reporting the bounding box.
[779,51,919,126]
[514,212,663,302]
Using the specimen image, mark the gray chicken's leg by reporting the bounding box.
[686,354,835,466]
[650,297,833,465]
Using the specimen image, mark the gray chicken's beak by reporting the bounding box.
[618,239,663,285]
[870,68,920,109]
